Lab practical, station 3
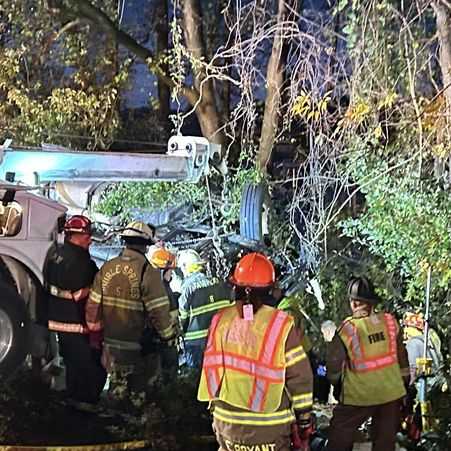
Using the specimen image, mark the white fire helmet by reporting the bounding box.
[176,249,205,276]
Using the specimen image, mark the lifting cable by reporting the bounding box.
[204,175,224,258]
[0,439,149,451]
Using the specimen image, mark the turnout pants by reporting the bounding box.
[326,398,402,451]
[104,346,162,399]
[59,332,107,404]
[213,417,292,451]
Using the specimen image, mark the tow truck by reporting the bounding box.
[0,136,270,379]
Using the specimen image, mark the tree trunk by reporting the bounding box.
[257,0,295,172]
[154,0,170,135]
[432,0,451,182]
[60,0,226,145]
[182,0,225,146]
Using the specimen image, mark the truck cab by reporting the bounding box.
[0,184,66,377]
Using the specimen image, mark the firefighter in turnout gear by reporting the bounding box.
[198,253,314,451]
[325,277,410,451]
[177,249,232,368]
[86,221,176,401]
[147,245,180,377]
[44,215,107,410]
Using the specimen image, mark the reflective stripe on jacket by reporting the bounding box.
[198,303,314,425]
[48,320,89,334]
[338,312,406,406]
[179,273,232,345]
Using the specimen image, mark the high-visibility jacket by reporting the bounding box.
[198,304,314,427]
[86,248,174,362]
[338,312,407,406]
[179,272,232,345]
[45,242,98,334]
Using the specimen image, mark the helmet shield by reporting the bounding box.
[176,249,205,275]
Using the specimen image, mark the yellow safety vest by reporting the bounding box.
[339,312,406,406]
[198,304,293,413]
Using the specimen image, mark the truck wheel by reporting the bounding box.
[239,183,270,242]
[0,282,29,379]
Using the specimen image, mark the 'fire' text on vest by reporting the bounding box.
[368,331,385,344]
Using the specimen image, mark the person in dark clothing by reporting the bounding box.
[147,245,180,378]
[44,215,106,411]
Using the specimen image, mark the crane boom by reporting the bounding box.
[0,136,221,185]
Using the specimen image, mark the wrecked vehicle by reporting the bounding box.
[0,136,269,378]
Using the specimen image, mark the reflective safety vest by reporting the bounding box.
[339,312,406,406]
[198,305,294,415]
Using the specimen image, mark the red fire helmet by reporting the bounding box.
[63,215,92,235]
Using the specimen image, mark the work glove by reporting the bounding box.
[299,413,313,449]
[292,412,313,451]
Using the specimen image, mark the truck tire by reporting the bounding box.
[239,183,270,242]
[0,281,29,379]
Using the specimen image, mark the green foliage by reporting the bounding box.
[5,73,127,148]
[0,0,128,149]
[96,181,208,223]
[340,154,451,303]
[97,166,264,232]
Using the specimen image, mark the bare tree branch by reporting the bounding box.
[60,0,199,105]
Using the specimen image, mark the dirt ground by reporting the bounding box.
[2,369,448,451]
[0,368,216,451]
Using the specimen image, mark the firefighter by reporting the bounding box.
[325,277,410,451]
[86,221,176,403]
[147,245,179,312]
[176,249,232,368]
[147,245,180,377]
[402,311,443,385]
[45,215,107,411]
[198,252,314,451]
